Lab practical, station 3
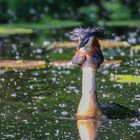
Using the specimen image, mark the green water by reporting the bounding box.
[0,28,140,139]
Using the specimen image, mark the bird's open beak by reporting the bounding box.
[77,36,94,49]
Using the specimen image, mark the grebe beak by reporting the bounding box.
[78,41,86,49]
[77,37,91,49]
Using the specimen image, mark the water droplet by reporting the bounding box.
[61,111,68,116]
[11,93,17,97]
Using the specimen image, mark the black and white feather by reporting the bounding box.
[69,27,104,41]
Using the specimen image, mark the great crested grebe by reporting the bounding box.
[70,27,104,119]
[69,27,139,119]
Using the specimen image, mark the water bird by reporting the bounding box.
[69,27,139,119]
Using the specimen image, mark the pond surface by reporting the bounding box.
[0,28,140,139]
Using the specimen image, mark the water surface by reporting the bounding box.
[0,28,140,139]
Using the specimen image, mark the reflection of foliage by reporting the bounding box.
[0,0,82,22]
[5,0,50,22]
[0,0,46,22]
[104,1,132,20]
[0,0,139,24]
[0,0,8,23]
[119,0,140,18]
[78,5,99,23]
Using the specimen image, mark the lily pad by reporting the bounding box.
[52,40,129,49]
[0,25,34,35]
[131,45,140,51]
[0,60,46,70]
[110,74,140,83]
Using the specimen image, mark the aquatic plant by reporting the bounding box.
[110,74,140,83]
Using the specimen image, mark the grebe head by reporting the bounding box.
[69,27,104,68]
[69,27,104,50]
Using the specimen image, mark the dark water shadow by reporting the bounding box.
[101,102,140,120]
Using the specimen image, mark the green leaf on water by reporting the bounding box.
[131,45,140,51]
[110,74,140,83]
[0,25,34,35]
